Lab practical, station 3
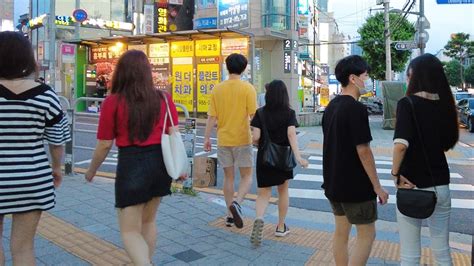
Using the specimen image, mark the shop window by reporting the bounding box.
[261,0,290,31]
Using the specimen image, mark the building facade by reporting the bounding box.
[0,0,14,31]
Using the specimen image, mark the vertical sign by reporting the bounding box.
[172,61,194,111]
[157,6,168,32]
[171,41,194,111]
[195,39,220,113]
[218,0,249,29]
[144,4,155,34]
[283,39,292,73]
[197,63,220,112]
[149,43,170,91]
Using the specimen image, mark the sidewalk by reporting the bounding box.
[298,121,474,165]
[2,175,471,265]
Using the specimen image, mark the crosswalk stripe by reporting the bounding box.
[288,188,474,209]
[306,164,463,179]
[308,156,392,165]
[293,174,474,192]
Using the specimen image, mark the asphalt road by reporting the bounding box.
[71,114,474,235]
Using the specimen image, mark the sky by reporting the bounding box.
[14,0,474,54]
[329,0,474,54]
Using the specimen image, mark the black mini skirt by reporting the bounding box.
[115,144,172,208]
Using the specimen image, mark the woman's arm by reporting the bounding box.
[392,143,415,188]
[85,140,114,182]
[49,144,64,188]
[252,127,261,145]
[288,126,308,167]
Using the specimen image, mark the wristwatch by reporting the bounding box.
[391,171,401,185]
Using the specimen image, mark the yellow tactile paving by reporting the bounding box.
[37,213,132,265]
[210,217,472,265]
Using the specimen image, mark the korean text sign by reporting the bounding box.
[197,64,220,112]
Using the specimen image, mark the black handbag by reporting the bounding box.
[396,96,437,219]
[258,109,297,171]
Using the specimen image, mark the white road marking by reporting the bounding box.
[288,188,474,209]
[294,174,473,192]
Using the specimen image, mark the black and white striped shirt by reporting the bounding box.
[0,83,71,214]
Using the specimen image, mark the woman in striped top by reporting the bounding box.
[0,32,70,265]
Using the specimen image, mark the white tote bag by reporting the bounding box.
[161,97,189,180]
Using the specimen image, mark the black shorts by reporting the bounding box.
[329,200,377,224]
[115,144,172,208]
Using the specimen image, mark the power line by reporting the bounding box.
[334,5,377,21]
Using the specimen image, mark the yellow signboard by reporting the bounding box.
[171,41,194,57]
[195,39,221,57]
[197,64,220,113]
[172,63,194,111]
[320,87,330,107]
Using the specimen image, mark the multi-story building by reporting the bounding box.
[28,0,135,98]
[0,0,14,31]
[192,0,315,112]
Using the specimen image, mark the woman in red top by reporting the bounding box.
[85,50,179,265]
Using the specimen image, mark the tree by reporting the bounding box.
[444,33,474,89]
[358,12,416,81]
[444,60,463,87]
[464,64,474,87]
[444,33,474,63]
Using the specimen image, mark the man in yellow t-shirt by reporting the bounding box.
[204,53,257,229]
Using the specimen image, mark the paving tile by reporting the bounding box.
[172,249,206,263]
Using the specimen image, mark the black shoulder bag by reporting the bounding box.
[258,109,297,171]
[396,96,437,219]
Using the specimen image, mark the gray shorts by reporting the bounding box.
[217,145,254,168]
[329,200,378,225]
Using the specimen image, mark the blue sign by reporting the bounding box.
[329,74,338,85]
[218,0,249,29]
[436,0,472,3]
[194,17,217,29]
[72,9,88,23]
[298,0,309,15]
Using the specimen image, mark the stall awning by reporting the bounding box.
[65,29,251,46]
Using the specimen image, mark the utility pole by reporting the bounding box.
[313,0,317,112]
[419,0,425,55]
[74,0,80,40]
[48,0,56,90]
[383,0,392,81]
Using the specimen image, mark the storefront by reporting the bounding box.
[71,29,252,114]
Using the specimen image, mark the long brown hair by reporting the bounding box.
[111,50,162,142]
[406,53,458,150]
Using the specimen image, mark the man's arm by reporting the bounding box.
[204,116,217,152]
[356,143,388,204]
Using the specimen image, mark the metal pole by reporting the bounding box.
[312,0,317,112]
[384,0,392,81]
[74,0,80,40]
[419,0,425,55]
[48,0,56,89]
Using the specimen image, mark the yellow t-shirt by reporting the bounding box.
[208,79,257,146]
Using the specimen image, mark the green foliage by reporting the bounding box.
[444,33,474,63]
[464,64,474,86]
[444,60,463,87]
[358,12,416,80]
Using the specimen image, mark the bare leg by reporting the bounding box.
[276,180,290,229]
[117,204,151,266]
[223,166,235,215]
[333,215,352,266]
[236,167,253,204]
[11,210,42,266]
[255,187,272,219]
[349,223,376,266]
[141,197,161,260]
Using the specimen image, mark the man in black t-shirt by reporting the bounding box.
[322,55,389,266]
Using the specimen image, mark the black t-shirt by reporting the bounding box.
[322,95,376,202]
[393,96,450,188]
[251,107,298,147]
